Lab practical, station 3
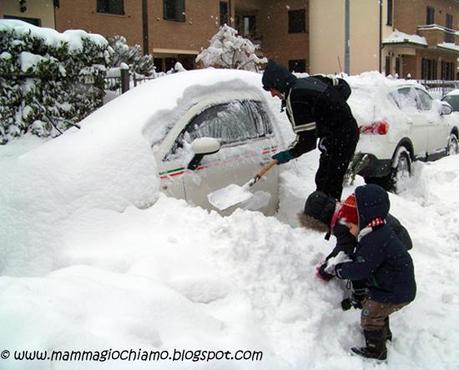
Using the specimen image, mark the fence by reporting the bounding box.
[103,71,459,99]
[104,69,157,95]
[418,79,459,99]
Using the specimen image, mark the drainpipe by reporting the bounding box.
[142,0,149,54]
[379,0,383,73]
[344,0,350,74]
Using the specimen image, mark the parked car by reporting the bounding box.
[347,76,458,191]
[144,69,285,215]
[442,89,459,112]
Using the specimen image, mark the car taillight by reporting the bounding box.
[359,120,389,135]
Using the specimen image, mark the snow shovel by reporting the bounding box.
[207,159,278,211]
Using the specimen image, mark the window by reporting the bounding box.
[288,9,306,33]
[395,57,401,76]
[391,88,419,112]
[445,14,454,42]
[441,61,454,80]
[446,14,453,29]
[169,100,273,156]
[385,56,391,76]
[97,0,124,15]
[241,16,256,37]
[387,0,393,26]
[163,0,185,22]
[426,6,435,24]
[442,95,459,111]
[289,59,306,73]
[415,89,433,111]
[422,58,437,80]
[220,1,229,26]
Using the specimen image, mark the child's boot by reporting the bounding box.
[351,330,387,360]
[384,317,392,342]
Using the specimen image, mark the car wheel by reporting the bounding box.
[390,146,411,193]
[447,133,459,155]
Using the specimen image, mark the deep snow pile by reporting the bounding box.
[1,70,459,369]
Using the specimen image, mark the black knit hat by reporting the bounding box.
[262,60,297,93]
[303,191,337,226]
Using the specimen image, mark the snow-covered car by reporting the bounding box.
[347,74,458,190]
[118,69,284,215]
[442,89,459,112]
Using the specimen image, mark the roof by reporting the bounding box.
[383,30,428,47]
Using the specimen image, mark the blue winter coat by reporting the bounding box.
[335,184,416,304]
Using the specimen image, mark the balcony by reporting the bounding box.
[417,24,456,45]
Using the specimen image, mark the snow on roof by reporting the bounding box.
[0,19,107,51]
[383,30,428,46]
[437,42,459,53]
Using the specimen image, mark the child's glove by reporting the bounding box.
[316,263,335,281]
[333,223,356,254]
[272,150,293,164]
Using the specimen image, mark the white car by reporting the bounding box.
[146,69,284,215]
[347,75,457,190]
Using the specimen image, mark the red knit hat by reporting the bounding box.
[338,193,358,225]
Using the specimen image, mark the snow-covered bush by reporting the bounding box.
[0,20,113,144]
[108,35,155,77]
[196,25,267,72]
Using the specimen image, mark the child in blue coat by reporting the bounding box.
[326,184,416,360]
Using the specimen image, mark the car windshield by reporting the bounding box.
[443,95,459,111]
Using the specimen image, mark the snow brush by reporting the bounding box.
[207,159,278,211]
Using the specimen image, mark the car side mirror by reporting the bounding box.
[187,137,221,170]
[440,101,453,115]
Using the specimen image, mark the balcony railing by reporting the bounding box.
[417,24,456,43]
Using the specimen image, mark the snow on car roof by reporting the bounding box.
[80,68,268,145]
[346,71,420,125]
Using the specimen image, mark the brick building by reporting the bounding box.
[384,0,459,79]
[1,0,459,79]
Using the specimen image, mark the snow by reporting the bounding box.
[383,30,428,46]
[437,42,459,53]
[0,20,107,51]
[19,51,49,72]
[1,69,459,370]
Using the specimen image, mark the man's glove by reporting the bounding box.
[316,263,334,281]
[272,150,293,165]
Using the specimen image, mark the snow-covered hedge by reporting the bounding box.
[108,35,155,77]
[0,20,113,144]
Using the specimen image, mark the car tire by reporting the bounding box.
[389,146,411,193]
[365,146,411,192]
[447,132,459,156]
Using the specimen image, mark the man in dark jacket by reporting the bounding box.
[326,184,416,360]
[262,60,359,200]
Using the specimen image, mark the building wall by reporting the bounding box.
[310,0,390,75]
[150,0,221,55]
[257,0,309,70]
[55,0,143,46]
[309,0,344,74]
[394,0,459,34]
[2,0,55,28]
[349,0,380,75]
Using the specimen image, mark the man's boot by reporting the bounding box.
[384,317,392,342]
[351,330,387,360]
